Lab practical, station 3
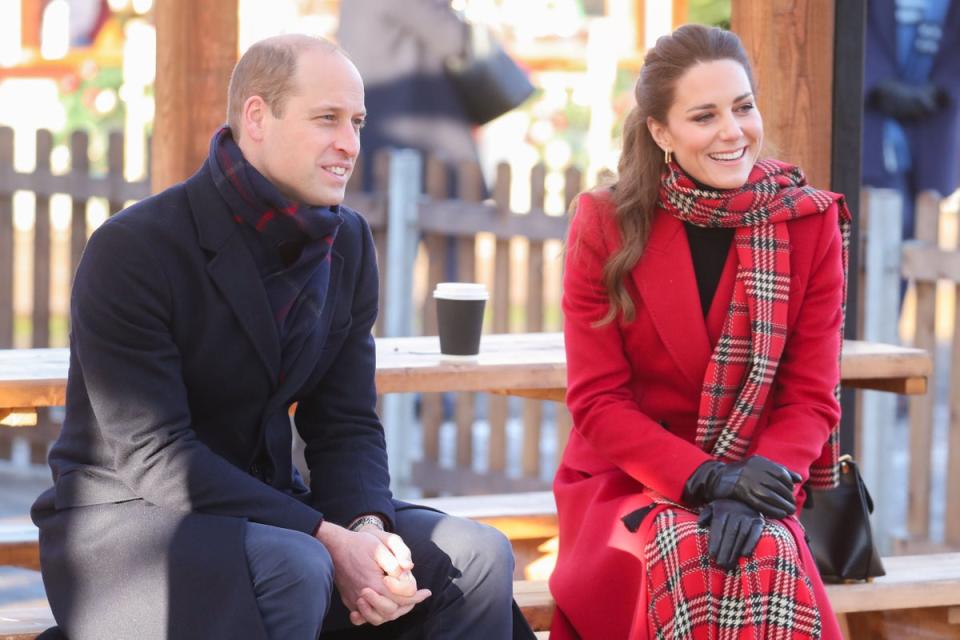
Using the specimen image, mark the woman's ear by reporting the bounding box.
[646,116,671,152]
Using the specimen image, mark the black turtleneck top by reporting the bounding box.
[683,223,734,317]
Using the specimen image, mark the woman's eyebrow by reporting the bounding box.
[686,93,754,112]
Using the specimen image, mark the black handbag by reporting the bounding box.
[799,455,886,582]
[445,23,535,125]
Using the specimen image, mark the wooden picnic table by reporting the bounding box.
[0,333,932,425]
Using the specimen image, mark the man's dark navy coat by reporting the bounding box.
[862,0,960,196]
[32,161,395,638]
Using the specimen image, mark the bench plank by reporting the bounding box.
[0,607,53,640]
[0,524,39,572]
[418,492,557,540]
[824,553,960,613]
[513,553,960,630]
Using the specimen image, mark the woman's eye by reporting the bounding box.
[737,103,755,113]
[693,113,713,123]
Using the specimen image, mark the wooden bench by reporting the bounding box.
[4,555,959,639]
[7,495,960,638]
[0,521,39,572]
[419,491,558,579]
[517,555,960,634]
[0,583,552,640]
[0,607,53,640]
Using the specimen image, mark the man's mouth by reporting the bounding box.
[325,166,348,177]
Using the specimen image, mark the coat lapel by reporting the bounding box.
[186,164,281,379]
[632,212,712,391]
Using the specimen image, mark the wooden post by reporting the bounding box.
[731,0,835,189]
[152,0,238,193]
[32,129,52,350]
[0,127,14,349]
[907,191,940,543]
[489,163,512,476]
[20,0,44,50]
[634,0,646,50]
[522,165,547,479]
[859,187,903,552]
[455,162,485,473]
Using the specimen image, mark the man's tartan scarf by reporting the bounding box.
[208,126,343,333]
[658,158,852,490]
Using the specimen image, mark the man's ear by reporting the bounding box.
[241,96,268,143]
[646,116,671,152]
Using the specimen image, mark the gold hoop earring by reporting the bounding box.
[664,149,673,164]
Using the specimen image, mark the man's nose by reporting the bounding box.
[337,123,360,156]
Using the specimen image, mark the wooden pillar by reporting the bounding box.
[672,0,688,29]
[731,0,835,189]
[21,0,44,50]
[152,0,238,193]
[634,0,645,50]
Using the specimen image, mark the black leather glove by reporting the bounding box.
[683,455,802,519]
[697,499,765,570]
[868,79,948,121]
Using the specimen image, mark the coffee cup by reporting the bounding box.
[433,282,488,358]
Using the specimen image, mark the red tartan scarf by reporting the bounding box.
[658,158,852,489]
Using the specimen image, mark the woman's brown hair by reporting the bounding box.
[596,24,756,325]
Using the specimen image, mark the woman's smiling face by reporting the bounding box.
[647,58,763,190]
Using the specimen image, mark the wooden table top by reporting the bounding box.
[0,332,932,412]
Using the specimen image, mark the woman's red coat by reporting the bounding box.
[550,190,845,639]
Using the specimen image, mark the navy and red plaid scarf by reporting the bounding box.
[659,158,851,490]
[209,125,342,256]
[208,126,343,330]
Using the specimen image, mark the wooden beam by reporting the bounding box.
[152,0,238,193]
[672,0,688,29]
[634,0,646,50]
[731,0,835,189]
[20,0,44,50]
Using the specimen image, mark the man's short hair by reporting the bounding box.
[226,34,342,137]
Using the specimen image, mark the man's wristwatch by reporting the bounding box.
[348,515,385,532]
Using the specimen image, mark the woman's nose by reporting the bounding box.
[718,113,743,139]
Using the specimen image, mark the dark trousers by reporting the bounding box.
[248,506,529,640]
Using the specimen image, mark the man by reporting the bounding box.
[863,0,960,250]
[32,34,526,639]
[337,0,480,191]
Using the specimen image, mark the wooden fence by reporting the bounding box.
[0,128,150,464]
[899,190,960,551]
[0,126,576,495]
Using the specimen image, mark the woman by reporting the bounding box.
[550,24,849,639]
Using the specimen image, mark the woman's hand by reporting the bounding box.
[685,455,802,519]
[697,499,765,569]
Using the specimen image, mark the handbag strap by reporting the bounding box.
[844,457,874,513]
